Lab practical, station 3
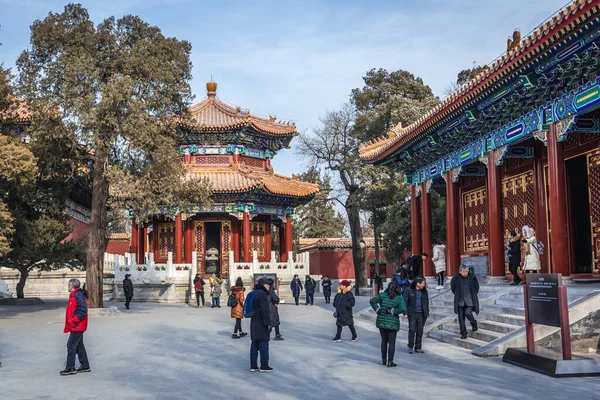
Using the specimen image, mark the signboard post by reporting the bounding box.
[503,273,600,377]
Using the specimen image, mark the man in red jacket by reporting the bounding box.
[60,278,90,376]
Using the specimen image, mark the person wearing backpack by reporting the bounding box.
[522,225,541,274]
[305,275,316,306]
[370,282,407,367]
[331,280,357,342]
[290,274,303,306]
[230,277,247,339]
[247,278,273,372]
[193,273,205,308]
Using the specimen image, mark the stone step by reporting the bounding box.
[427,329,488,350]
[482,304,525,316]
[478,312,525,326]
[429,306,454,314]
[494,298,524,307]
[431,300,455,307]
[477,319,521,334]
[442,323,503,342]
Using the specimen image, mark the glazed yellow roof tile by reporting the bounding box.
[359,0,599,162]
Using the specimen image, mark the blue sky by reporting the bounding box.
[1,0,569,177]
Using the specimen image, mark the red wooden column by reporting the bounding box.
[445,171,460,277]
[175,214,183,264]
[152,222,159,262]
[280,221,288,262]
[547,123,569,276]
[184,219,193,264]
[285,214,293,260]
[265,215,272,259]
[138,225,146,264]
[421,181,433,276]
[131,218,138,259]
[243,211,251,262]
[533,142,549,273]
[232,219,240,262]
[487,150,505,277]
[410,186,422,255]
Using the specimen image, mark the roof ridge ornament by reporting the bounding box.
[507,29,521,52]
[206,81,217,97]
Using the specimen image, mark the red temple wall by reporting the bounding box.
[307,249,390,279]
[63,217,89,242]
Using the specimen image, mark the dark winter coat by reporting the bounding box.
[370,289,407,331]
[322,279,332,296]
[268,288,281,327]
[290,278,303,297]
[508,237,521,264]
[305,278,316,295]
[64,288,88,333]
[333,289,355,327]
[123,278,134,298]
[250,285,272,342]
[406,255,424,280]
[450,273,480,314]
[403,286,430,320]
[193,276,205,292]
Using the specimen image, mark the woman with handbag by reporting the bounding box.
[331,280,357,342]
[522,225,541,273]
[370,282,407,367]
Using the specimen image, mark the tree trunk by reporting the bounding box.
[16,268,29,299]
[345,192,367,295]
[86,150,109,308]
[373,211,380,273]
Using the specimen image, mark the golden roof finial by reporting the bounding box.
[206,81,217,97]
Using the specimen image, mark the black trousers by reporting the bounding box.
[437,272,444,286]
[125,296,132,309]
[195,291,205,306]
[275,325,280,335]
[457,306,477,335]
[335,325,357,339]
[379,328,397,362]
[66,332,89,369]
[294,296,299,305]
[408,312,425,350]
[305,294,314,305]
[324,294,331,304]
[234,318,242,333]
[509,262,521,283]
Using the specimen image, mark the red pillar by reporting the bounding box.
[487,150,505,277]
[243,211,251,262]
[421,182,433,276]
[445,171,460,277]
[265,216,272,260]
[175,214,183,264]
[184,219,193,264]
[232,219,240,262]
[152,222,159,262]
[280,221,288,262]
[547,123,570,276]
[285,214,293,260]
[410,186,422,255]
[131,218,138,259]
[533,142,549,273]
[138,226,145,264]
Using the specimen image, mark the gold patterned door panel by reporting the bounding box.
[462,187,488,252]
[158,222,175,260]
[587,150,600,273]
[502,171,536,266]
[194,221,205,273]
[221,221,232,278]
[250,221,266,259]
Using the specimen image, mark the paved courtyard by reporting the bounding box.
[1,295,599,400]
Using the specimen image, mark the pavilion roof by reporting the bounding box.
[299,237,377,251]
[0,97,33,122]
[359,0,599,163]
[187,164,319,199]
[188,82,298,136]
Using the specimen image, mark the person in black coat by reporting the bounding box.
[403,276,429,354]
[450,265,480,339]
[123,274,134,309]
[267,278,283,341]
[322,275,332,304]
[305,275,316,306]
[406,254,429,281]
[507,231,522,285]
[250,278,273,372]
[331,280,357,342]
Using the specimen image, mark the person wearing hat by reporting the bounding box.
[250,278,273,372]
[331,280,357,342]
[266,278,283,340]
[123,274,134,310]
[450,265,480,339]
[290,274,303,306]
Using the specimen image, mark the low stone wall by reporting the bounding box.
[536,309,600,355]
[112,279,231,303]
[460,255,489,280]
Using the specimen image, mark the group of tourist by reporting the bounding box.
[289,274,325,305]
[506,225,543,285]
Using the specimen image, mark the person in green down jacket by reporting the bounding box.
[370,282,407,368]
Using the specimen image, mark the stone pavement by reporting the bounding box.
[1,295,599,400]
